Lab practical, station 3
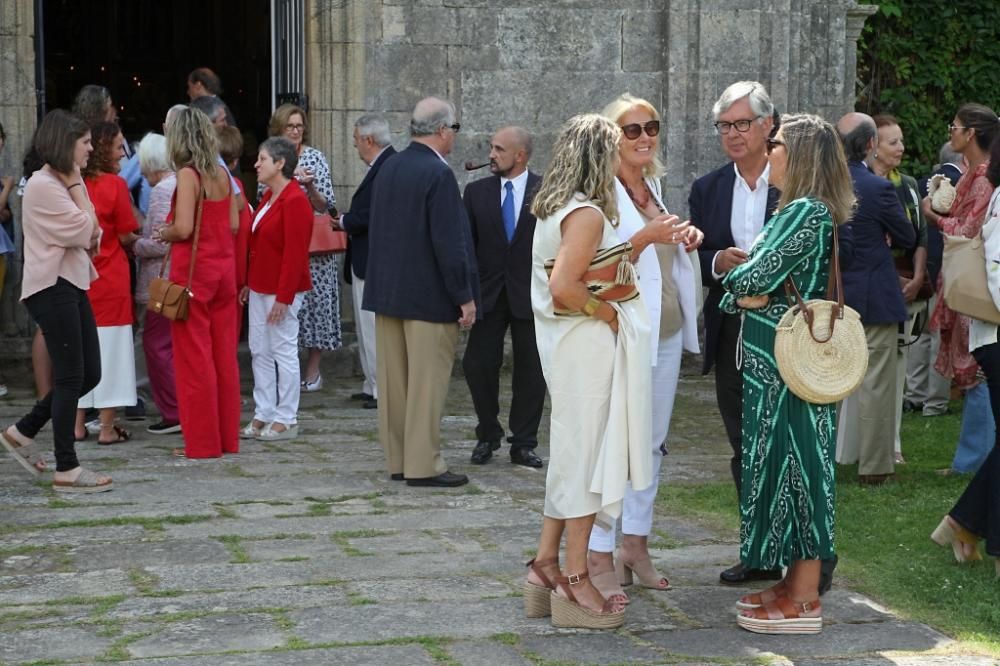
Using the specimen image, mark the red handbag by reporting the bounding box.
[309,213,347,255]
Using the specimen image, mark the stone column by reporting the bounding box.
[0,0,37,341]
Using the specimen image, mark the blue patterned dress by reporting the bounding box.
[720,197,837,569]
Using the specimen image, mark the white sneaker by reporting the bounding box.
[301,374,323,392]
[256,423,299,441]
[85,419,102,435]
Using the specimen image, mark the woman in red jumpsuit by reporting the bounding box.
[156,107,240,458]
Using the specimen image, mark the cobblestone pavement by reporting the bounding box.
[0,356,992,665]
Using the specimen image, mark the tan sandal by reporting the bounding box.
[549,571,625,630]
[736,581,787,610]
[590,564,629,605]
[522,557,558,618]
[931,516,982,562]
[614,548,671,590]
[737,597,822,635]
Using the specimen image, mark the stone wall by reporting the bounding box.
[307,0,877,214]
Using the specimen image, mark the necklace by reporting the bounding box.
[619,177,665,214]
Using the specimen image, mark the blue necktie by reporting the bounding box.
[502,181,516,243]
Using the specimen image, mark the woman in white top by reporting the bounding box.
[587,94,704,603]
[2,110,111,492]
[522,114,684,630]
[932,132,1000,576]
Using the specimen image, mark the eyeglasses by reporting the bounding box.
[765,138,785,155]
[948,124,968,133]
[714,117,761,135]
[448,123,461,133]
[285,123,305,132]
[620,120,660,140]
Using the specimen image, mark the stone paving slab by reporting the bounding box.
[0,369,993,664]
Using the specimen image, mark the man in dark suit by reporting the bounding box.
[364,96,478,488]
[337,113,397,410]
[462,126,545,468]
[835,113,916,486]
[690,81,783,586]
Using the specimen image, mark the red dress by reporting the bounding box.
[169,167,240,457]
[85,173,138,326]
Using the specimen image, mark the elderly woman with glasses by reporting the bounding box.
[721,114,856,635]
[259,104,341,395]
[586,94,703,606]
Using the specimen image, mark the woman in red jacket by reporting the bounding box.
[76,121,139,445]
[157,107,240,458]
[239,137,312,441]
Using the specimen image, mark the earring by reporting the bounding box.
[873,151,878,159]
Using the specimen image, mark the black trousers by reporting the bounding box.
[715,312,744,494]
[953,343,1000,556]
[462,290,545,451]
[17,279,101,471]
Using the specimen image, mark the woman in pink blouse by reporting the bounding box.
[1,110,112,492]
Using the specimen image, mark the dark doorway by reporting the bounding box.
[40,0,271,184]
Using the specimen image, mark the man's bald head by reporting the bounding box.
[489,126,532,178]
[837,112,877,162]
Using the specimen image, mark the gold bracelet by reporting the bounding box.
[581,295,601,317]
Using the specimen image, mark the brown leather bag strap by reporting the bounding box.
[156,167,205,287]
[782,220,843,343]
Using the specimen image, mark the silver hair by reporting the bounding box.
[164,104,188,131]
[259,136,298,179]
[137,133,171,175]
[409,97,455,137]
[712,80,775,121]
[939,140,963,166]
[355,113,392,147]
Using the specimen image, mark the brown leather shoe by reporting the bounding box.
[859,473,893,487]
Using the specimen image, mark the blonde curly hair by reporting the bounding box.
[531,114,621,225]
[166,107,219,176]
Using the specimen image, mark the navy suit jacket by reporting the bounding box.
[363,142,479,323]
[341,145,396,281]
[841,160,916,325]
[463,171,541,320]
[689,162,780,373]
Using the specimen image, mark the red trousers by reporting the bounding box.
[171,293,240,457]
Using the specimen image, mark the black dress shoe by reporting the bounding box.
[406,471,469,487]
[363,399,378,409]
[351,392,374,401]
[390,473,404,481]
[719,562,783,585]
[510,448,543,468]
[471,441,499,464]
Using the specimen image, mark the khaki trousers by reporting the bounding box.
[375,315,459,479]
[836,322,898,475]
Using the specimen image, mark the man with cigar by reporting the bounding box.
[364,96,478,487]
[462,126,545,468]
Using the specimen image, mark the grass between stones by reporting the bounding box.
[658,404,1000,657]
[214,535,253,564]
[0,513,215,534]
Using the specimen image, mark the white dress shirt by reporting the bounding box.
[712,162,771,280]
[969,186,1000,352]
[499,170,530,229]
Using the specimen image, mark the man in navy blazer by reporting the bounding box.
[462,126,545,469]
[364,97,478,488]
[835,113,916,486]
[690,81,783,586]
[338,113,396,409]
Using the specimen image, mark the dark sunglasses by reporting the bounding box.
[766,137,785,155]
[620,120,660,140]
[448,123,461,133]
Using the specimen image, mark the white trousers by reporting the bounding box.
[352,269,378,398]
[249,290,304,425]
[589,330,683,552]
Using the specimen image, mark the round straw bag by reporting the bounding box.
[773,223,868,404]
[774,299,867,404]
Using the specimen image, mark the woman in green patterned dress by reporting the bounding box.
[720,114,856,635]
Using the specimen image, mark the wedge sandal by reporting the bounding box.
[2,428,47,477]
[549,571,625,630]
[736,597,821,635]
[931,515,982,562]
[522,557,558,618]
[735,581,787,610]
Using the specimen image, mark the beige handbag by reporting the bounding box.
[941,233,1000,325]
[774,223,868,404]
